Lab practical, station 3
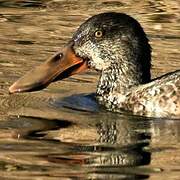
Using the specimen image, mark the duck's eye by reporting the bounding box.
[94,30,103,38]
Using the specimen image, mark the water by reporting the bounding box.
[0,0,180,179]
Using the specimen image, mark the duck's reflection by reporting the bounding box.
[8,93,180,179]
[42,112,151,179]
[91,117,151,167]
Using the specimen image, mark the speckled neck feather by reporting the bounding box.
[96,27,151,107]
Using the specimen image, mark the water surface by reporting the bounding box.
[0,0,180,179]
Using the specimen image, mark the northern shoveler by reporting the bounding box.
[9,12,180,118]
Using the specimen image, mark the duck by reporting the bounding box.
[9,12,180,118]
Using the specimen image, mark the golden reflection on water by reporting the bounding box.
[0,0,180,179]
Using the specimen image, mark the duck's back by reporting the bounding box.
[125,70,180,118]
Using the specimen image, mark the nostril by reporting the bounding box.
[51,52,63,63]
[56,52,63,60]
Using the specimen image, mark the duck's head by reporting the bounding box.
[9,12,151,94]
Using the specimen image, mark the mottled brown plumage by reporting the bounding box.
[72,12,180,118]
[98,70,180,117]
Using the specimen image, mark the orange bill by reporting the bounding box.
[9,44,88,93]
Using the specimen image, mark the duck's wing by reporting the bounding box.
[126,70,180,118]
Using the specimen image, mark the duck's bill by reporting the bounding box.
[9,44,87,94]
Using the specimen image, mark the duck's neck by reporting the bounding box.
[96,56,151,107]
[96,62,139,96]
[95,25,151,107]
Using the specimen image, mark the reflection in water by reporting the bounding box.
[1,92,153,178]
[1,91,180,178]
[0,0,180,179]
[31,112,151,179]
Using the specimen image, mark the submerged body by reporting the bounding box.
[9,12,180,118]
[97,70,180,117]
